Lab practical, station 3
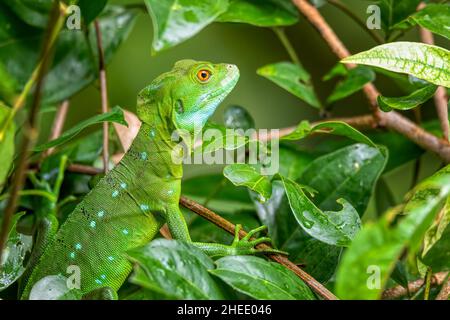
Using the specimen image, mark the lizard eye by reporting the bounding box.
[197,69,211,82]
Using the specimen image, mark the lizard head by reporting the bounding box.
[137,60,240,133]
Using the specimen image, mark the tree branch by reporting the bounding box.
[292,0,450,163]
[382,271,448,299]
[436,275,450,300]
[0,1,66,260]
[179,196,339,300]
[94,20,110,173]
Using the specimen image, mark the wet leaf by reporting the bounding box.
[0,5,138,105]
[342,42,450,88]
[128,239,224,299]
[257,62,321,109]
[210,255,315,300]
[78,0,108,25]
[0,212,32,291]
[223,164,272,201]
[300,143,388,214]
[34,106,127,152]
[217,0,299,27]
[377,84,437,111]
[144,0,228,53]
[279,175,361,246]
[336,164,450,299]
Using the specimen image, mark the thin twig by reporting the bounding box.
[292,0,450,163]
[0,1,66,260]
[326,0,384,44]
[436,275,450,300]
[424,267,433,300]
[94,20,110,173]
[418,2,449,141]
[179,195,339,300]
[272,27,303,67]
[67,164,102,175]
[42,99,70,158]
[382,271,448,299]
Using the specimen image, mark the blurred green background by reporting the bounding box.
[62,0,446,211]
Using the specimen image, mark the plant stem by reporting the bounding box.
[326,0,384,44]
[424,267,433,300]
[94,20,110,173]
[272,27,302,67]
[179,195,339,300]
[292,0,450,163]
[42,99,70,158]
[0,1,66,260]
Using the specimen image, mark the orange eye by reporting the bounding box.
[197,69,211,82]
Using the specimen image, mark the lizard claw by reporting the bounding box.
[231,224,288,256]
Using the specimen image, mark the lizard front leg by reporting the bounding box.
[165,205,285,258]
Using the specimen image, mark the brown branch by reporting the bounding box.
[382,271,448,299]
[436,275,450,300]
[179,195,339,300]
[292,0,450,163]
[0,2,66,260]
[67,164,102,175]
[42,99,70,158]
[418,2,449,141]
[94,20,110,173]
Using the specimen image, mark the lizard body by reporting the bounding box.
[22,60,278,299]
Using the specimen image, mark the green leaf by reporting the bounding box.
[198,122,248,154]
[78,0,108,25]
[422,197,450,272]
[0,5,138,105]
[0,212,32,291]
[216,0,299,27]
[282,121,378,150]
[377,0,421,32]
[210,256,315,300]
[257,62,321,109]
[336,164,450,299]
[144,0,228,53]
[3,0,52,28]
[34,106,127,152]
[223,164,272,202]
[394,4,450,40]
[128,239,225,299]
[279,175,361,246]
[326,67,375,104]
[300,144,388,215]
[342,42,450,88]
[322,63,348,81]
[0,103,15,188]
[377,84,437,111]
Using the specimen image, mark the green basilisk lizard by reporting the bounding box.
[21,60,280,299]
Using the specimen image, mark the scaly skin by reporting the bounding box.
[22,60,281,299]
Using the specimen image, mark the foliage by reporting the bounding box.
[0,0,449,301]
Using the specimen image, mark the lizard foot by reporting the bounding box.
[230,224,288,256]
